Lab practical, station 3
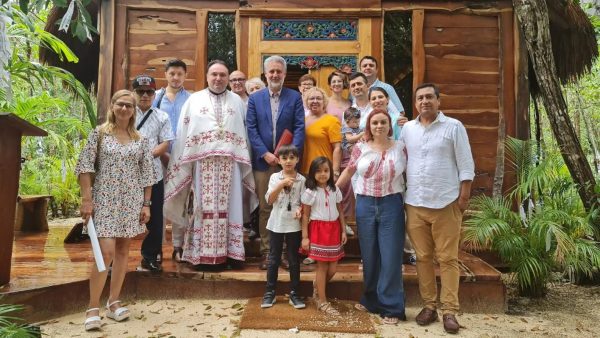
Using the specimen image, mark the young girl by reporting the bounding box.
[261,144,306,310]
[301,156,347,315]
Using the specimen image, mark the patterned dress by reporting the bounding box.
[75,128,156,238]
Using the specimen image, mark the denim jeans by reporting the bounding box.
[356,193,406,318]
[266,230,301,292]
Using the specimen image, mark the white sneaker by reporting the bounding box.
[345,225,355,236]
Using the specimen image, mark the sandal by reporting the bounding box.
[354,303,368,312]
[382,316,399,325]
[84,308,101,331]
[317,301,340,316]
[105,300,130,322]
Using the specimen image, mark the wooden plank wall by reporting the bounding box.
[127,9,199,90]
[420,12,501,196]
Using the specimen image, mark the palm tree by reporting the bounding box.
[513,0,599,212]
[463,137,600,297]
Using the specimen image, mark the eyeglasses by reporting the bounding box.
[230,78,246,83]
[300,82,314,87]
[114,102,134,109]
[135,89,155,96]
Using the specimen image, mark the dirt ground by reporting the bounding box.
[39,280,600,338]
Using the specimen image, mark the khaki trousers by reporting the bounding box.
[253,167,278,256]
[406,201,462,314]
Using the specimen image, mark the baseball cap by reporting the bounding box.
[132,74,156,89]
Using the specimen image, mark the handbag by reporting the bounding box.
[91,130,104,185]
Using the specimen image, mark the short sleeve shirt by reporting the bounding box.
[301,187,343,221]
[265,172,306,233]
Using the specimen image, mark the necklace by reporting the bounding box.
[283,185,292,211]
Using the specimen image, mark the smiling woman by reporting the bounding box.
[301,87,341,176]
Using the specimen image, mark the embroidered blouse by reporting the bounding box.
[301,186,343,221]
[347,140,406,197]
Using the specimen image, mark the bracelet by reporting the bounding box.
[143,200,152,207]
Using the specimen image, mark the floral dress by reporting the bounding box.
[75,128,156,238]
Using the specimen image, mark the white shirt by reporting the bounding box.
[136,107,174,182]
[301,186,343,221]
[265,172,306,233]
[401,112,475,209]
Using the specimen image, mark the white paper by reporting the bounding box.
[87,217,106,272]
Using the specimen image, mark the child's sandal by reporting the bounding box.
[317,301,340,316]
[84,308,102,331]
[105,300,130,322]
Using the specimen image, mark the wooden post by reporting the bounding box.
[0,114,46,286]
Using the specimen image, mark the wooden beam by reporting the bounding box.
[247,17,262,77]
[123,0,239,11]
[239,8,382,18]
[113,2,128,92]
[259,41,362,55]
[97,0,115,124]
[412,10,425,106]
[383,0,512,12]
[372,16,383,79]
[358,18,373,61]
[246,0,380,9]
[195,10,208,91]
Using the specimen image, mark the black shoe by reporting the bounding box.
[172,247,183,262]
[288,291,305,309]
[261,291,276,308]
[141,258,162,272]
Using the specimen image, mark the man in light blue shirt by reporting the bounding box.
[359,56,405,115]
[152,59,191,263]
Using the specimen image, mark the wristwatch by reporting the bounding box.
[143,200,152,207]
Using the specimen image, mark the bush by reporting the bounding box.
[463,137,600,297]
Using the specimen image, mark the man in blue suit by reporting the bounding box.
[246,55,305,269]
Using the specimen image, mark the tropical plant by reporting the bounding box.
[463,137,600,297]
[0,301,39,338]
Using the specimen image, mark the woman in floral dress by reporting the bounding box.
[76,89,156,331]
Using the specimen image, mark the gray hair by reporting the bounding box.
[263,55,287,73]
[245,77,266,93]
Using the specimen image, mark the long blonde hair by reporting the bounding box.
[99,89,141,141]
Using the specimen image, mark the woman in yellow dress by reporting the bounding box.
[301,87,342,178]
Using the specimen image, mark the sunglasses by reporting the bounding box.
[135,89,155,96]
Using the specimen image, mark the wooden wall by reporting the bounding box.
[98,0,528,198]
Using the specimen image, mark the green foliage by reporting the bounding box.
[207,13,236,72]
[463,137,600,297]
[2,2,95,217]
[0,300,38,338]
[1,0,97,42]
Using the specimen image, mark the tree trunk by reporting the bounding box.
[513,0,599,211]
[0,12,11,104]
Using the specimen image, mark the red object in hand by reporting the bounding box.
[274,129,293,156]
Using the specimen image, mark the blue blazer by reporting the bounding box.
[246,87,305,171]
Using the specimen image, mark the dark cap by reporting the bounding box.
[132,74,156,89]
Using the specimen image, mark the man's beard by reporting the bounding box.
[269,80,282,91]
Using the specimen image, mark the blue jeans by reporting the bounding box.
[356,193,406,319]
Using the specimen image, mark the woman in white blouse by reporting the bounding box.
[336,108,407,324]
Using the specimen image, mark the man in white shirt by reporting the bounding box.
[401,83,474,335]
[133,74,174,272]
[348,72,372,127]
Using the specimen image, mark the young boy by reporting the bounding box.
[341,107,364,157]
[261,144,306,309]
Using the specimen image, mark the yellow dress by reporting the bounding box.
[301,114,342,174]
